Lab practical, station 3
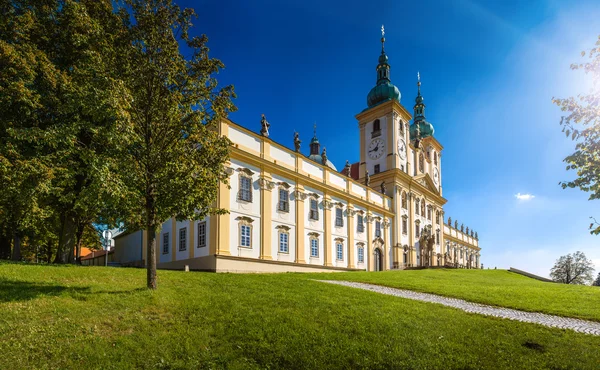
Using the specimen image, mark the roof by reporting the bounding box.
[81,249,114,261]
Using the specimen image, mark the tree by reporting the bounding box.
[553,35,600,235]
[550,251,595,285]
[593,272,600,287]
[116,0,235,289]
[0,0,130,263]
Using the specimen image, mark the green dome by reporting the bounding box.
[410,121,435,140]
[367,82,400,108]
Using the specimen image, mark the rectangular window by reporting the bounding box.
[336,243,343,261]
[240,225,251,247]
[335,208,343,227]
[374,164,380,174]
[436,230,440,245]
[375,221,381,238]
[197,222,206,248]
[427,208,432,220]
[179,228,187,251]
[402,219,407,234]
[279,232,289,253]
[239,176,252,202]
[162,233,169,254]
[357,215,364,233]
[309,199,319,220]
[358,247,364,263]
[416,224,420,238]
[278,189,289,212]
[310,238,319,257]
[415,201,420,215]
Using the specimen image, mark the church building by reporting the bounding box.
[114,30,481,272]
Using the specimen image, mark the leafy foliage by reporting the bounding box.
[593,272,600,287]
[549,251,595,285]
[115,0,235,288]
[553,35,600,235]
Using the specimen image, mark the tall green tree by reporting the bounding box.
[550,251,595,285]
[593,272,600,286]
[0,0,130,263]
[553,35,600,235]
[116,0,235,289]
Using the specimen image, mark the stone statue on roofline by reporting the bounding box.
[460,224,464,233]
[294,131,301,152]
[380,181,386,194]
[466,226,469,235]
[448,217,452,226]
[454,220,458,229]
[260,114,270,137]
[344,160,351,177]
[321,147,327,165]
[365,170,371,187]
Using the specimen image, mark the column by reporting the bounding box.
[295,185,306,264]
[323,195,333,266]
[189,220,195,259]
[347,204,355,269]
[366,212,373,271]
[212,168,232,256]
[408,192,416,266]
[383,218,390,270]
[259,173,274,260]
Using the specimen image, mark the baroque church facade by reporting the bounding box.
[114,32,481,273]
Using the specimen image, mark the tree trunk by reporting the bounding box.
[46,241,53,264]
[0,230,10,260]
[54,214,76,264]
[11,233,21,261]
[74,222,84,265]
[146,191,158,290]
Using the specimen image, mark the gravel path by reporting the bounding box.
[318,280,600,336]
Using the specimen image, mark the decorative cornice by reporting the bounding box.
[277,181,292,189]
[322,198,334,210]
[225,166,235,177]
[275,225,291,231]
[235,216,254,223]
[258,177,276,190]
[294,189,308,201]
[237,167,255,176]
[334,237,345,242]
[307,232,320,237]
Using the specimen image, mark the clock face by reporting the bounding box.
[433,167,440,184]
[397,139,406,160]
[368,138,385,160]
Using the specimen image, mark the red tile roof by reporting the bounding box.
[340,162,360,181]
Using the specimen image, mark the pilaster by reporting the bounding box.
[214,167,233,256]
[366,212,373,271]
[323,195,333,266]
[295,186,307,264]
[383,218,390,270]
[189,220,195,259]
[259,173,275,260]
[347,204,356,269]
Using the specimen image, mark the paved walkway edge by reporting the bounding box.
[318,280,600,336]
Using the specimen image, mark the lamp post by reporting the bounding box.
[102,230,112,267]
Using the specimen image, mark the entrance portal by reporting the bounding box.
[374,248,383,271]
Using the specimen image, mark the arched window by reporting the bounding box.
[419,153,424,173]
[401,191,407,209]
[357,244,365,263]
[373,119,381,132]
[415,199,420,215]
[336,241,344,261]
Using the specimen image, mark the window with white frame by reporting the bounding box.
[336,242,343,261]
[279,230,289,253]
[240,224,252,248]
[375,220,381,238]
[310,237,319,257]
[197,222,206,248]
[357,246,364,263]
[239,175,253,202]
[402,217,407,234]
[335,207,343,227]
[415,223,420,238]
[436,229,440,245]
[162,233,169,254]
[357,215,364,233]
[179,228,187,251]
[309,198,319,220]
[278,189,289,212]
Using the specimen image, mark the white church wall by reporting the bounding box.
[302,159,323,179]
[304,186,324,265]
[329,172,347,190]
[175,219,190,261]
[229,159,261,260]
[270,145,296,169]
[229,126,261,154]
[194,217,210,258]
[351,182,367,198]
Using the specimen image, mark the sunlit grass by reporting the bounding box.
[1,262,600,369]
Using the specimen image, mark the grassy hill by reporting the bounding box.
[1,262,600,369]
[306,269,600,322]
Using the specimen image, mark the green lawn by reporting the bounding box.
[306,269,600,322]
[1,263,600,369]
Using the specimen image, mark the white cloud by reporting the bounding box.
[515,193,535,201]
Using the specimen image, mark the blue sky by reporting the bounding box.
[179,0,600,277]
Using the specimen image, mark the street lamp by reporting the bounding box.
[102,230,112,267]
